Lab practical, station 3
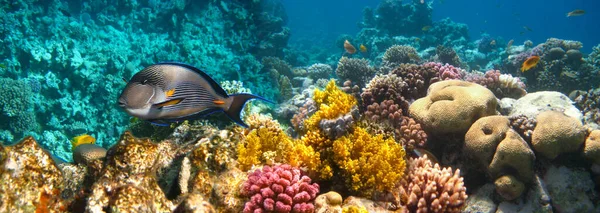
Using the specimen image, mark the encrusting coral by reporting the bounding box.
[332,127,406,197]
[396,156,468,213]
[0,136,66,212]
[531,110,587,159]
[240,164,320,213]
[86,131,177,212]
[409,80,498,135]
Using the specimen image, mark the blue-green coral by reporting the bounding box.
[0,78,37,142]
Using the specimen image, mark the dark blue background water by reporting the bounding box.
[283,0,599,52]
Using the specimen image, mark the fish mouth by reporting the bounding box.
[117,98,127,108]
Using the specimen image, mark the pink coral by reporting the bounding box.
[241,164,320,213]
[396,156,468,213]
[465,70,526,99]
[423,62,465,81]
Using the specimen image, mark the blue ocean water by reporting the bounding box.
[284,0,600,52]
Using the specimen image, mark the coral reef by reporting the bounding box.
[240,164,319,213]
[508,115,537,143]
[0,78,37,140]
[381,45,420,73]
[409,80,498,135]
[86,131,176,212]
[465,70,527,99]
[570,88,600,128]
[307,63,333,80]
[332,127,406,196]
[396,156,468,213]
[424,62,465,81]
[335,57,376,87]
[390,63,439,101]
[0,136,66,212]
[434,45,461,67]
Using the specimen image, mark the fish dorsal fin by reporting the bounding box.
[156,61,229,98]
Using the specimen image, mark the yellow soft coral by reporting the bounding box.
[333,127,406,196]
[299,130,334,179]
[236,115,323,174]
[342,206,369,213]
[304,80,357,132]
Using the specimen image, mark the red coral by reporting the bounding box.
[241,164,320,213]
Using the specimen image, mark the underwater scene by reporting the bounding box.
[1,0,600,212]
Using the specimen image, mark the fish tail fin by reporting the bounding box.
[225,94,274,128]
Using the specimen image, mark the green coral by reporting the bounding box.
[0,78,37,137]
[333,127,406,197]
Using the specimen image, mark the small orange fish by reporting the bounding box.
[359,44,367,53]
[507,39,514,48]
[422,25,432,31]
[566,9,585,17]
[521,56,541,72]
[344,40,356,54]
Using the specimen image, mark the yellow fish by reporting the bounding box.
[422,25,432,31]
[359,44,367,53]
[71,134,96,150]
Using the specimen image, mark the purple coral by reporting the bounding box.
[241,164,320,213]
[423,62,465,81]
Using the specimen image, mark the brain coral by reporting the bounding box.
[397,156,468,213]
[409,80,498,134]
[0,77,37,135]
[583,130,600,165]
[241,164,320,213]
[332,127,406,196]
[531,110,587,159]
[464,116,535,200]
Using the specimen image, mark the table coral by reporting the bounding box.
[240,164,320,213]
[409,80,498,135]
[332,127,406,196]
[0,136,66,212]
[397,156,468,213]
[532,110,587,159]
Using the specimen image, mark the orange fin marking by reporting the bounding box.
[155,99,182,107]
[165,88,176,97]
[213,100,225,105]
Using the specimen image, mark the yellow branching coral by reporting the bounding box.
[236,115,323,173]
[299,130,334,179]
[304,80,357,132]
[333,127,406,196]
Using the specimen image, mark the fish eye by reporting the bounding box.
[141,79,148,85]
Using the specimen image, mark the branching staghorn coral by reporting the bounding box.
[332,127,406,197]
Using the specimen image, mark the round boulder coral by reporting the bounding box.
[494,175,525,201]
[409,80,498,134]
[583,130,600,165]
[314,191,343,213]
[531,110,587,159]
[241,164,320,213]
[464,116,535,189]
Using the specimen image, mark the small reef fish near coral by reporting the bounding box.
[1,0,600,212]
